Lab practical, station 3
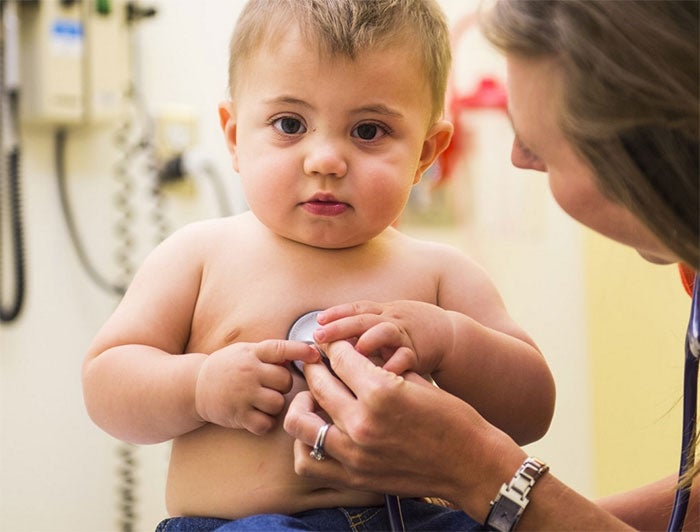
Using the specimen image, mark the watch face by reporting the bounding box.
[487,495,524,532]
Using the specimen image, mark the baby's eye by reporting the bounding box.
[272,116,306,135]
[352,122,389,141]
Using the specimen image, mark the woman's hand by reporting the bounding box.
[284,340,636,530]
[283,339,526,520]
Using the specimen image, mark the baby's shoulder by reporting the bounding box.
[395,231,487,275]
[398,231,468,259]
[165,213,250,246]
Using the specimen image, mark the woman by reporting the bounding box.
[283,1,699,530]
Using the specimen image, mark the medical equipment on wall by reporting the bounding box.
[20,1,156,529]
[159,147,234,218]
[0,0,25,323]
[18,0,130,125]
[668,273,699,531]
[288,311,406,532]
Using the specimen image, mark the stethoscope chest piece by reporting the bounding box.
[287,310,323,374]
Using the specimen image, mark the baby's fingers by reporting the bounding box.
[381,347,418,375]
[241,408,277,436]
[353,321,407,355]
[317,301,383,324]
[257,339,320,366]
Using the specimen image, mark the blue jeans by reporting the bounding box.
[155,498,485,531]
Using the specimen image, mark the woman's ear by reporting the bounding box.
[414,120,454,184]
[218,101,239,172]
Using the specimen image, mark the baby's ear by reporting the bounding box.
[414,120,454,184]
[218,101,239,171]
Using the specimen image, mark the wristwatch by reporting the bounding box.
[485,457,549,532]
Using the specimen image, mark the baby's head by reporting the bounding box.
[227,0,451,124]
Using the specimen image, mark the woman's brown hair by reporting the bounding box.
[481,0,699,269]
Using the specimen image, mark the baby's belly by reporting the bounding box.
[166,417,384,519]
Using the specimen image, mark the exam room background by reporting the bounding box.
[0,1,690,531]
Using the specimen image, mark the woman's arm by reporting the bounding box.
[597,474,699,531]
[284,340,632,530]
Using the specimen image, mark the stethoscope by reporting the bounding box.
[288,311,406,532]
[668,272,699,531]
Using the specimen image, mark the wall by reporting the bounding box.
[0,1,688,531]
[583,231,689,496]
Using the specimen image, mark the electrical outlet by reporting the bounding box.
[155,106,198,160]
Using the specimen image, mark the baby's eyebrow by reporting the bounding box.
[263,95,312,109]
[262,96,404,120]
[351,104,403,118]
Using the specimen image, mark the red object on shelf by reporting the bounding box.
[453,77,508,110]
[437,76,508,185]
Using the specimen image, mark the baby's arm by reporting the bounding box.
[82,222,317,444]
[315,245,555,445]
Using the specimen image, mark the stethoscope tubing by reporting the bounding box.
[668,273,700,532]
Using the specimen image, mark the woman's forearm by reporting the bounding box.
[597,474,700,531]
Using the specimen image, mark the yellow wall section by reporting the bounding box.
[583,229,692,497]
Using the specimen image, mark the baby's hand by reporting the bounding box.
[194,340,317,435]
[315,300,452,376]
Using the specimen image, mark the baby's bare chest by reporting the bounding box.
[186,251,438,354]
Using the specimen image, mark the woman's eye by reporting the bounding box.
[272,116,306,135]
[352,122,389,141]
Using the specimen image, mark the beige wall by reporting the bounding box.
[583,230,690,496]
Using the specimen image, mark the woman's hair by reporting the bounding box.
[227,0,451,123]
[481,0,699,269]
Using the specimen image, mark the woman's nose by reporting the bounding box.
[303,139,348,178]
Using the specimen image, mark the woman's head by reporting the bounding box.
[481,0,699,268]
[227,0,451,124]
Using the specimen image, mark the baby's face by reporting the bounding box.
[220,26,451,249]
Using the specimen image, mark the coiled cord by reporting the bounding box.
[112,113,138,290]
[117,443,137,532]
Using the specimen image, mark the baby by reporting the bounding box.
[83,1,554,529]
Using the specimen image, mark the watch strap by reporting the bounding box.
[485,457,549,532]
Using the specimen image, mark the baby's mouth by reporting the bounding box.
[301,194,349,216]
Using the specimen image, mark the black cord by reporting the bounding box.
[0,0,25,324]
[54,128,126,297]
[0,144,25,322]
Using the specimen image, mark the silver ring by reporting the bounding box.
[310,423,332,461]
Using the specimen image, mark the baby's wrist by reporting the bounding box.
[190,353,210,424]
[440,310,463,364]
